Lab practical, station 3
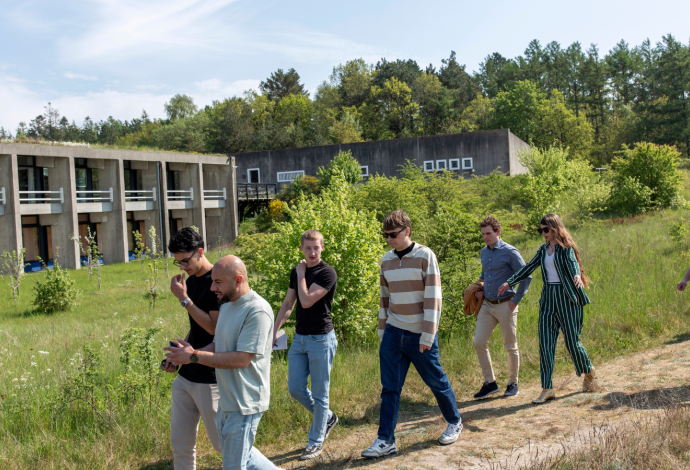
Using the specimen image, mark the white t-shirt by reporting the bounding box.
[544,250,561,284]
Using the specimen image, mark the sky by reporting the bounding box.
[1,0,689,133]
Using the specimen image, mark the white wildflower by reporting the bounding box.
[38,351,49,355]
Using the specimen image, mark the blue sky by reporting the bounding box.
[1,0,689,133]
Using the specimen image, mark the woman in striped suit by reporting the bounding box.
[498,214,596,404]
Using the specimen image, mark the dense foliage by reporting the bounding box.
[4,35,690,164]
[32,256,79,313]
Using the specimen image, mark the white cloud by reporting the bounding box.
[0,72,259,131]
[64,72,98,81]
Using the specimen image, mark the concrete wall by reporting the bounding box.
[508,132,530,176]
[0,154,22,256]
[232,129,530,185]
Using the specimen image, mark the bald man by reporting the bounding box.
[166,256,281,470]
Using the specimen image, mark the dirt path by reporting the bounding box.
[268,337,690,470]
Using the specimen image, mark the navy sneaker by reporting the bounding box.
[504,382,519,398]
[324,412,338,440]
[473,381,499,400]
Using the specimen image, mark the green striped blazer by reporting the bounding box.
[506,243,591,307]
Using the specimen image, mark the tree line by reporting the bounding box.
[3,34,689,164]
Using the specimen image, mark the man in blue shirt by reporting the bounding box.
[473,216,531,399]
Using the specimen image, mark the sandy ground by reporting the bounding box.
[267,336,690,470]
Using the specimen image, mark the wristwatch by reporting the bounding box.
[180,298,192,308]
[190,350,199,363]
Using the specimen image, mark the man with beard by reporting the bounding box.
[165,255,282,470]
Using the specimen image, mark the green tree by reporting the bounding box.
[317,150,363,187]
[259,68,307,101]
[537,89,594,159]
[164,94,198,121]
[247,173,385,340]
[492,80,545,143]
[366,77,419,137]
[372,58,422,89]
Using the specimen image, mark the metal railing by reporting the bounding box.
[19,188,64,203]
[0,187,5,205]
[76,188,114,203]
[203,188,226,200]
[237,184,277,200]
[125,187,157,202]
[167,188,194,201]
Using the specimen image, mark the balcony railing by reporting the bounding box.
[76,188,114,203]
[125,188,157,202]
[0,187,5,205]
[19,188,64,203]
[203,188,226,200]
[237,184,277,201]
[167,188,194,201]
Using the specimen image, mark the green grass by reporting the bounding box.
[1,210,690,469]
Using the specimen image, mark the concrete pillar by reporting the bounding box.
[192,162,207,246]
[50,156,80,269]
[140,160,163,252]
[98,159,128,264]
[158,161,171,255]
[226,157,239,243]
[0,154,22,256]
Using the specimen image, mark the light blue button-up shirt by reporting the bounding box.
[479,239,531,304]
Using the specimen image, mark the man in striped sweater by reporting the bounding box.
[361,210,463,459]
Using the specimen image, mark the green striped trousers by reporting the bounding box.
[539,283,593,389]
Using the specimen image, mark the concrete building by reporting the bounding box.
[0,143,238,271]
[232,129,529,186]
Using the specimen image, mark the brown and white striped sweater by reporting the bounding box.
[379,243,442,347]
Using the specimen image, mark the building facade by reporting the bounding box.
[232,129,530,186]
[0,144,238,271]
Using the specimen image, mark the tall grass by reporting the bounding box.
[0,211,689,469]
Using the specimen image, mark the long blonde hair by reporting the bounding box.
[541,214,590,288]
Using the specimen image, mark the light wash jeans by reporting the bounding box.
[217,410,278,470]
[287,330,338,446]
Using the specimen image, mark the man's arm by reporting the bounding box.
[378,265,390,341]
[295,261,330,308]
[420,251,442,352]
[678,266,690,291]
[165,340,256,369]
[274,288,297,343]
[170,275,219,335]
[509,249,531,305]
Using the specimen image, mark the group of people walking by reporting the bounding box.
[160,209,601,470]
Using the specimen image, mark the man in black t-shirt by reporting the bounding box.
[166,228,221,470]
[273,229,338,461]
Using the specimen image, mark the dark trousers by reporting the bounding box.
[539,283,594,389]
[377,324,461,443]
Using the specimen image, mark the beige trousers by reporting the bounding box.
[170,375,222,470]
[474,300,519,384]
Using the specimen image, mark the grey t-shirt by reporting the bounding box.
[214,289,274,415]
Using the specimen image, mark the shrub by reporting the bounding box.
[32,255,79,313]
[316,150,363,188]
[244,171,385,341]
[609,175,653,215]
[256,200,288,232]
[278,174,321,204]
[610,142,684,211]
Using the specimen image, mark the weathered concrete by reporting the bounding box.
[0,154,22,256]
[98,159,129,264]
[49,156,80,269]
[232,129,529,186]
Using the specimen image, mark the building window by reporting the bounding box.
[360,166,369,177]
[449,159,460,171]
[462,158,473,170]
[247,168,260,183]
[436,159,447,171]
[277,170,304,183]
[423,161,434,172]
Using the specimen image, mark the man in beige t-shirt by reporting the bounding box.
[166,256,281,470]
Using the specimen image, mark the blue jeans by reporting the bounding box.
[217,410,278,470]
[378,324,461,443]
[287,330,338,446]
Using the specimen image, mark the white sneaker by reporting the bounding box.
[361,438,397,458]
[438,422,463,446]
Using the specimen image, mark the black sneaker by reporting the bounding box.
[504,382,519,398]
[324,412,338,440]
[299,444,322,460]
[473,381,499,400]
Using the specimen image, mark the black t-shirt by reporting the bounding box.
[394,242,415,260]
[289,261,338,335]
[178,270,218,384]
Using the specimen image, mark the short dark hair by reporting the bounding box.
[479,216,501,233]
[383,210,411,232]
[168,227,205,254]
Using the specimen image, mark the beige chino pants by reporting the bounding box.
[170,375,222,470]
[473,300,519,385]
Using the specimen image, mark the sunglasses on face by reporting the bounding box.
[537,227,551,235]
[173,253,196,267]
[382,229,405,239]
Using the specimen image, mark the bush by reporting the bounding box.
[316,150,363,188]
[609,175,653,215]
[278,174,321,204]
[243,172,385,341]
[610,142,684,212]
[32,256,79,313]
